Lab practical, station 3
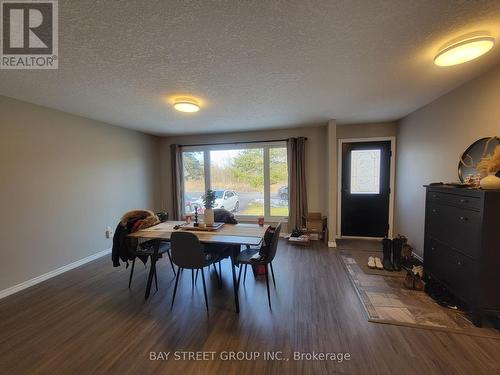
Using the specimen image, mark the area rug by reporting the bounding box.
[339,250,500,340]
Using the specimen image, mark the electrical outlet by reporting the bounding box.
[105,226,113,239]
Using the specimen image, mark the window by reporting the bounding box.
[350,149,381,194]
[181,142,288,218]
[270,147,289,216]
[182,151,205,214]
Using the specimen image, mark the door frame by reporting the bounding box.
[336,137,396,239]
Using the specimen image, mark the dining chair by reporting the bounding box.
[236,223,281,308]
[128,240,175,291]
[170,231,221,312]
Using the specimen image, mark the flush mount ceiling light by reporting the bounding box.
[434,36,495,66]
[173,98,200,113]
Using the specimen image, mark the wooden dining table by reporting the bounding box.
[128,221,269,313]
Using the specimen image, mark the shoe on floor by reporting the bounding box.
[374,257,384,270]
[404,272,414,289]
[412,265,423,278]
[368,256,376,269]
[413,275,425,291]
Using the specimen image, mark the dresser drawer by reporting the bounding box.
[426,203,481,258]
[427,191,481,211]
[424,238,478,304]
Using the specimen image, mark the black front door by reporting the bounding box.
[341,141,391,237]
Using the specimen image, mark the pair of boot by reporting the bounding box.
[404,271,424,291]
[382,236,403,271]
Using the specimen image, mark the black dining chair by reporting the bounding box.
[170,231,221,312]
[128,240,176,291]
[236,223,281,308]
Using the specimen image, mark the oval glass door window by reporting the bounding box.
[350,149,381,194]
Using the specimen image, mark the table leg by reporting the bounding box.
[144,240,160,300]
[230,253,240,313]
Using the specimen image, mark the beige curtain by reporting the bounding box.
[171,144,184,220]
[287,137,308,231]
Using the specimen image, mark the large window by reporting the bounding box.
[181,142,289,218]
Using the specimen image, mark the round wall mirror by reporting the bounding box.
[458,137,500,182]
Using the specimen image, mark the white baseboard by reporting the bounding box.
[328,241,337,248]
[0,248,111,300]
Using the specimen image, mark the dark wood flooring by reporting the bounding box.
[1,239,499,374]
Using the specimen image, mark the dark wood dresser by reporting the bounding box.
[424,185,500,326]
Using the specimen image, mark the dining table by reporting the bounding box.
[128,221,269,313]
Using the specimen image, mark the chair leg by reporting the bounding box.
[269,261,276,288]
[201,268,209,312]
[213,262,222,289]
[265,264,272,309]
[195,269,199,283]
[128,257,136,288]
[171,267,181,308]
[243,264,248,284]
[153,262,158,292]
[219,261,222,277]
[237,264,243,289]
[191,269,195,288]
[167,249,176,276]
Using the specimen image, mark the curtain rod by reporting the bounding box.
[178,137,308,148]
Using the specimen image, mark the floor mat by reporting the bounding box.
[339,250,500,340]
[348,249,407,277]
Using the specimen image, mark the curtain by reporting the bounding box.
[287,137,308,231]
[171,144,184,220]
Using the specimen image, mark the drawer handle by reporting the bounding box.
[460,199,468,204]
[432,194,440,199]
[459,216,468,221]
[431,246,436,251]
[432,209,439,213]
[457,260,464,267]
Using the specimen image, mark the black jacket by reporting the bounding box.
[112,223,132,267]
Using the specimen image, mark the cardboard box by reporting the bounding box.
[305,212,323,232]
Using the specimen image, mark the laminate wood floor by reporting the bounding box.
[1,239,499,375]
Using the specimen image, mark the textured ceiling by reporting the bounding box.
[2,0,500,135]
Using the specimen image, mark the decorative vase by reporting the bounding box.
[204,208,214,226]
[480,172,500,190]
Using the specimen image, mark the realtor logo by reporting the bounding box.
[1,0,58,69]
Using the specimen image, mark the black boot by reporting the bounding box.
[392,236,403,271]
[382,237,394,271]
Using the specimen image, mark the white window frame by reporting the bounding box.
[181,141,289,221]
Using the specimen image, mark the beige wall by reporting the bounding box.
[337,121,397,139]
[395,63,500,257]
[158,126,329,226]
[327,120,337,244]
[0,96,160,292]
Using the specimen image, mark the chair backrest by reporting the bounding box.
[267,223,282,262]
[170,232,207,269]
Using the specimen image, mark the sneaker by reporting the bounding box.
[412,265,423,278]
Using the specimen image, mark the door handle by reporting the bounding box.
[432,194,440,199]
[459,216,468,221]
[432,209,439,214]
[460,199,468,204]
